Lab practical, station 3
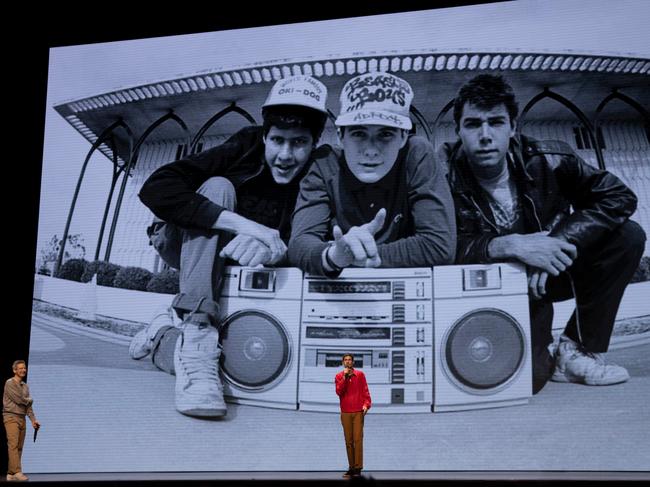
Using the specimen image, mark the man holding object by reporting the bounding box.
[3,360,40,482]
[335,354,371,479]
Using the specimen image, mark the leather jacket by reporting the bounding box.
[440,134,638,264]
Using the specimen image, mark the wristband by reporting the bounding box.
[325,243,343,271]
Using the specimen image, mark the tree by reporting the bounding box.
[37,234,86,275]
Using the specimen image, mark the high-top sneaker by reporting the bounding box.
[551,335,629,385]
[174,320,227,417]
[129,307,176,360]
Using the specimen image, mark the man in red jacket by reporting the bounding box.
[335,354,371,479]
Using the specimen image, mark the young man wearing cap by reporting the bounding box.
[131,75,328,418]
[289,72,456,274]
[441,74,645,393]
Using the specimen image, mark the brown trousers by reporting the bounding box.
[3,415,26,475]
[340,411,364,470]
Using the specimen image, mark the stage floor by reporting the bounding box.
[20,470,650,482]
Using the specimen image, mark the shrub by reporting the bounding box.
[36,264,51,276]
[630,255,650,283]
[55,258,88,282]
[113,266,153,291]
[81,261,122,287]
[39,234,86,275]
[146,268,180,294]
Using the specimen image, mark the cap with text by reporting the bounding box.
[263,75,328,114]
[335,72,413,130]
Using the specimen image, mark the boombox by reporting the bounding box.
[299,268,434,413]
[216,263,532,413]
[218,266,303,409]
[432,263,532,411]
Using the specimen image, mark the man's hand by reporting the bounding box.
[220,234,277,266]
[237,221,286,264]
[489,232,577,276]
[528,269,549,300]
[328,209,386,269]
[32,420,40,430]
[362,406,368,416]
[214,211,287,264]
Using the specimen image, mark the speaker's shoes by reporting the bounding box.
[551,335,629,386]
[174,320,227,417]
[7,472,29,481]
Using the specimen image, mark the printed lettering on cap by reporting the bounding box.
[343,73,412,112]
[263,75,328,113]
[352,111,404,127]
[335,72,413,129]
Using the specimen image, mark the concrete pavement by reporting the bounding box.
[23,311,650,473]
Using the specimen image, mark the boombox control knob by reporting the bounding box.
[468,336,493,363]
[244,336,267,361]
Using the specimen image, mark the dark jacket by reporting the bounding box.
[441,134,638,264]
[289,135,456,275]
[139,126,270,230]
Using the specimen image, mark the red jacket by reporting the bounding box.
[335,369,371,413]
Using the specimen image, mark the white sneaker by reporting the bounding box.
[129,308,175,360]
[551,336,629,385]
[174,321,227,417]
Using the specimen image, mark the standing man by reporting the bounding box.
[130,75,328,418]
[441,74,645,393]
[3,361,40,482]
[335,354,371,479]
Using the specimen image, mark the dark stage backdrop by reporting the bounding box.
[5,0,649,479]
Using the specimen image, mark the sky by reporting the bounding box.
[36,0,650,264]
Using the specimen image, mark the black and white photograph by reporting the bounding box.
[4,0,649,483]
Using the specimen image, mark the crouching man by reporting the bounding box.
[131,75,328,417]
[441,74,645,393]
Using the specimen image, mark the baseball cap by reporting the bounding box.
[263,75,328,114]
[335,72,413,130]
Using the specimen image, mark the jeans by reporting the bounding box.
[148,177,236,374]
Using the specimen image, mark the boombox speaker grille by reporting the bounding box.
[444,308,524,392]
[220,310,290,390]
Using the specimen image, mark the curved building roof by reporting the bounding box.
[50,0,650,163]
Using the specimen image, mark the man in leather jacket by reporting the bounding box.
[441,74,645,393]
[130,75,328,417]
